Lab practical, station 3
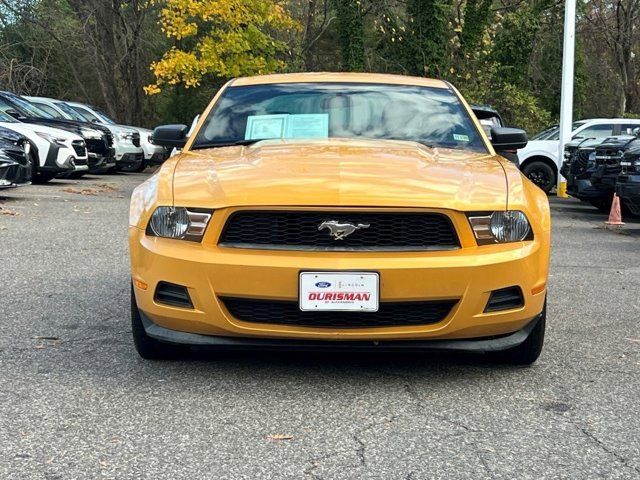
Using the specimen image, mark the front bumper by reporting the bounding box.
[616,176,640,215]
[148,150,169,165]
[564,166,612,201]
[88,153,116,174]
[116,152,144,169]
[140,309,543,353]
[0,159,31,189]
[130,216,549,342]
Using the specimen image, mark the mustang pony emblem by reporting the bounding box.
[318,220,370,240]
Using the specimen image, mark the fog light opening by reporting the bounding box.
[484,286,524,313]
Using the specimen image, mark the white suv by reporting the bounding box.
[0,109,88,182]
[517,118,640,192]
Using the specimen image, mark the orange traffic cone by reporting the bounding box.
[605,193,625,227]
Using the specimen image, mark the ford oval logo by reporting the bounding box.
[315,281,332,288]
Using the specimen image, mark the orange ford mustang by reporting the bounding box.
[129,73,550,364]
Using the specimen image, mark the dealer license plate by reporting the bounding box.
[299,272,379,312]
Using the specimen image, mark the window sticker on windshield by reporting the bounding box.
[245,113,329,140]
[453,134,470,142]
[286,114,329,139]
[245,114,288,140]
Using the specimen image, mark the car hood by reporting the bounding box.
[171,138,509,211]
[0,121,82,141]
[596,136,637,150]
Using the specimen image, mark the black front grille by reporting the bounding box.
[219,211,460,251]
[221,297,457,328]
[72,140,87,157]
[572,149,593,174]
[105,133,114,147]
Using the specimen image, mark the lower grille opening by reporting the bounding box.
[484,286,524,312]
[220,297,457,328]
[154,282,193,308]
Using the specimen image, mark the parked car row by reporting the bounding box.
[516,118,640,193]
[560,129,640,215]
[0,91,168,189]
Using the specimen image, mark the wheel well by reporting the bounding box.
[520,156,558,178]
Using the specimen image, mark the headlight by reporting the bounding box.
[36,131,66,146]
[80,128,102,139]
[468,211,532,245]
[147,207,212,241]
[118,132,135,142]
[148,134,154,144]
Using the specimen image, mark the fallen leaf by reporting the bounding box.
[62,187,99,196]
[267,434,294,441]
[625,337,640,343]
[93,183,119,192]
[0,208,20,216]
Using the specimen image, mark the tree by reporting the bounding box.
[584,0,640,115]
[403,0,452,77]
[145,0,300,94]
[332,0,365,71]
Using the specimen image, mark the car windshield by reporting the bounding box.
[54,101,87,121]
[2,93,55,119]
[192,83,488,153]
[70,105,103,123]
[87,106,115,125]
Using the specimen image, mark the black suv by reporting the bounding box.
[0,91,114,180]
[589,135,639,211]
[561,138,606,210]
[616,145,640,216]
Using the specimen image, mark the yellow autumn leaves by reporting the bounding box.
[145,0,299,95]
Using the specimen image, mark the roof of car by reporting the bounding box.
[230,72,450,89]
[578,118,640,123]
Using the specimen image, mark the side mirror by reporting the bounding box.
[490,127,528,151]
[6,108,27,121]
[151,124,188,148]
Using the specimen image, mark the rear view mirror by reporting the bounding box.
[152,124,189,148]
[6,108,27,121]
[490,127,528,151]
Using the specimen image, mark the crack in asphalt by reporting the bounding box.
[545,403,640,476]
[579,427,640,475]
[381,370,477,433]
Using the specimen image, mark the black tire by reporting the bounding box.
[589,199,612,213]
[522,161,556,193]
[131,285,183,360]
[133,158,148,173]
[32,172,57,184]
[489,299,546,365]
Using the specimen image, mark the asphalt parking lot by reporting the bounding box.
[1,172,639,479]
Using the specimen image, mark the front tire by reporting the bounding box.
[133,158,148,173]
[490,299,546,365]
[131,285,183,360]
[522,161,556,193]
[589,199,611,213]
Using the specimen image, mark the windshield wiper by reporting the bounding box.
[192,139,262,149]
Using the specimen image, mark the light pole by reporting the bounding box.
[557,0,576,198]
